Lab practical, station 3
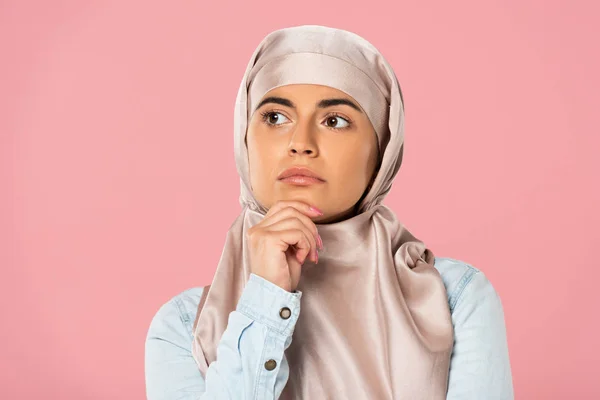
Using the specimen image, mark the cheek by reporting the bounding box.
[248,133,279,183]
[329,144,372,186]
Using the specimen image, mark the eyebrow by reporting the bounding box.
[254,96,363,114]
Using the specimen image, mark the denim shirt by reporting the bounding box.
[145,257,514,399]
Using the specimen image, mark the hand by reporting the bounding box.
[246,200,324,292]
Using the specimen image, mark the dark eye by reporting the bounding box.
[263,112,290,125]
[324,115,350,129]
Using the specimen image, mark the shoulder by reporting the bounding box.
[147,259,503,335]
[433,256,503,314]
[146,286,205,340]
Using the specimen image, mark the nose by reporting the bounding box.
[287,122,318,157]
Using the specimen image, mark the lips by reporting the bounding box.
[277,166,325,181]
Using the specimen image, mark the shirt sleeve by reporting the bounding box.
[145,273,302,400]
[446,270,515,400]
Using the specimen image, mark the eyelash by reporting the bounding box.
[259,110,353,131]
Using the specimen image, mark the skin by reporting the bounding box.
[246,84,380,224]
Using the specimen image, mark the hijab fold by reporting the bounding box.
[192,25,454,399]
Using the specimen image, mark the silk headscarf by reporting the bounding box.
[191,25,454,399]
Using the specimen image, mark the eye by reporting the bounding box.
[260,111,290,126]
[323,114,351,129]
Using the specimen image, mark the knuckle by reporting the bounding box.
[246,227,261,243]
[284,205,297,214]
[276,200,291,209]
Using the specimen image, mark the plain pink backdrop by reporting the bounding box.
[2,0,598,398]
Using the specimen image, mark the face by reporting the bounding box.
[246,84,380,223]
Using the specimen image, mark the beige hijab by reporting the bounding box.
[192,25,454,399]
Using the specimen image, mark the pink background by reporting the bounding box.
[2,0,598,398]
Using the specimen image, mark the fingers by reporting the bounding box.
[245,201,325,292]
[264,200,323,220]
[260,201,324,264]
[249,200,324,267]
[261,206,323,250]
[265,217,319,264]
[268,227,314,264]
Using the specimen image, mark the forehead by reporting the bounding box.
[251,83,368,120]
[261,84,356,103]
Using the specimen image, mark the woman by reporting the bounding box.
[145,25,514,399]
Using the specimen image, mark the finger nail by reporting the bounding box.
[317,234,323,249]
[309,206,323,215]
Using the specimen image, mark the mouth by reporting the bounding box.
[278,175,325,186]
[277,166,325,186]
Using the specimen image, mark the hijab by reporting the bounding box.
[191,24,454,399]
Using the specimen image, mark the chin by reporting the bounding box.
[270,191,321,207]
[282,191,318,200]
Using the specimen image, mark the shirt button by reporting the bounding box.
[264,359,277,371]
[279,307,291,319]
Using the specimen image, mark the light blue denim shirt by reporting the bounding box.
[145,257,514,399]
